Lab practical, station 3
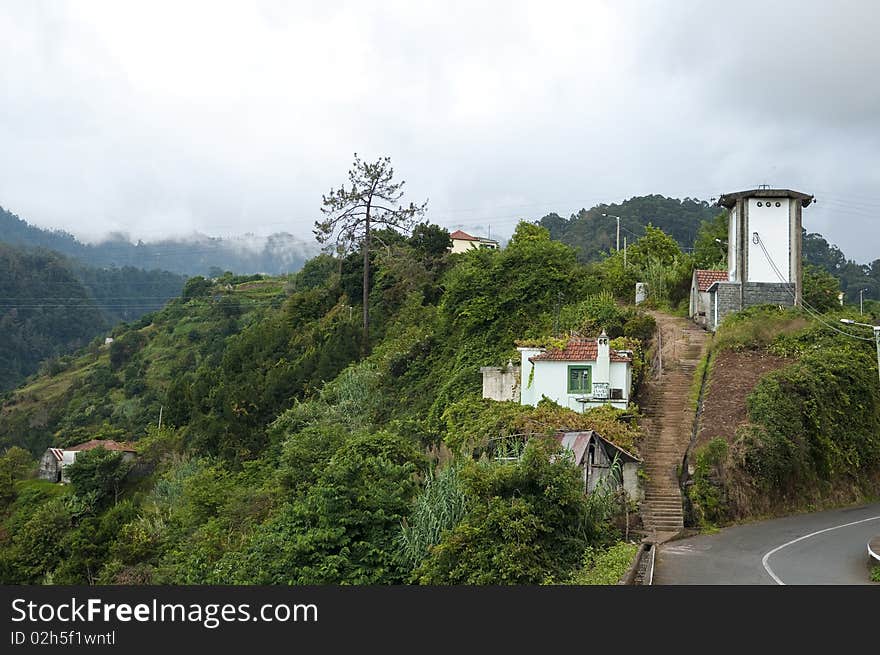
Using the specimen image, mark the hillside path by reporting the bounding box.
[638,310,709,542]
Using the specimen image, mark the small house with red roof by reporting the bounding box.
[516,331,632,411]
[449,229,499,254]
[38,439,137,483]
[689,269,729,328]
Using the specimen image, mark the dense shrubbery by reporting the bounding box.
[564,541,640,585]
[688,308,880,523]
[412,439,616,584]
[441,397,642,456]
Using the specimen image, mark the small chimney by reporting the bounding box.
[597,329,609,359]
[595,329,610,386]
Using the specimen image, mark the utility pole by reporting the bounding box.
[601,213,621,252]
[554,291,564,336]
[624,236,627,268]
[158,406,163,431]
[860,289,867,315]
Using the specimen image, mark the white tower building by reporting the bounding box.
[705,188,814,330]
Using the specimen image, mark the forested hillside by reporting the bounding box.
[1,206,316,277]
[0,243,185,392]
[538,195,718,263]
[0,222,658,585]
[0,245,106,391]
[1,200,877,585]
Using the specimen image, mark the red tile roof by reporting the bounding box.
[67,439,136,453]
[529,338,631,363]
[694,269,729,292]
[449,229,478,241]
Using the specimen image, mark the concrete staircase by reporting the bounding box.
[638,317,709,541]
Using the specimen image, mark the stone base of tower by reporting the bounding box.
[743,281,796,307]
[706,281,796,331]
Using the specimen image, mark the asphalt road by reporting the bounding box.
[654,502,880,584]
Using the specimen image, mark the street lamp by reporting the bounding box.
[859,288,868,315]
[601,213,621,252]
[840,318,880,387]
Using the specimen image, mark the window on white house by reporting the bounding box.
[567,365,591,393]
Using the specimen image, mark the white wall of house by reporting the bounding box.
[690,282,711,326]
[728,206,738,281]
[450,238,476,254]
[746,197,791,283]
[451,238,499,254]
[480,364,520,402]
[522,359,630,411]
[622,462,641,501]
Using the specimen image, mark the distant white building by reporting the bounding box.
[449,229,499,254]
[517,331,632,412]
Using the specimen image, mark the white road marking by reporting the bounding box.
[761,514,880,585]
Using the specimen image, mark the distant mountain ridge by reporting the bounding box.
[537,194,720,263]
[0,206,317,276]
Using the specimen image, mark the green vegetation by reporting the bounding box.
[803,231,880,305]
[871,565,880,583]
[314,153,428,353]
[412,439,621,584]
[688,306,880,522]
[66,449,133,507]
[689,438,729,527]
[0,217,659,585]
[564,541,640,585]
[538,195,718,264]
[0,244,107,391]
[0,242,185,391]
[5,184,876,584]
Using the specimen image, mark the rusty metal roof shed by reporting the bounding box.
[556,430,641,465]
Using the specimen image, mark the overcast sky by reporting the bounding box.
[1,1,878,261]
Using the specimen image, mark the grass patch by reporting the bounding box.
[713,306,808,353]
[688,348,713,412]
[564,542,640,585]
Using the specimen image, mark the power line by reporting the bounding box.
[753,234,874,342]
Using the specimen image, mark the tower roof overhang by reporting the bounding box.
[716,189,814,208]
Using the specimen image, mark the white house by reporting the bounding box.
[449,229,500,254]
[518,331,632,412]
